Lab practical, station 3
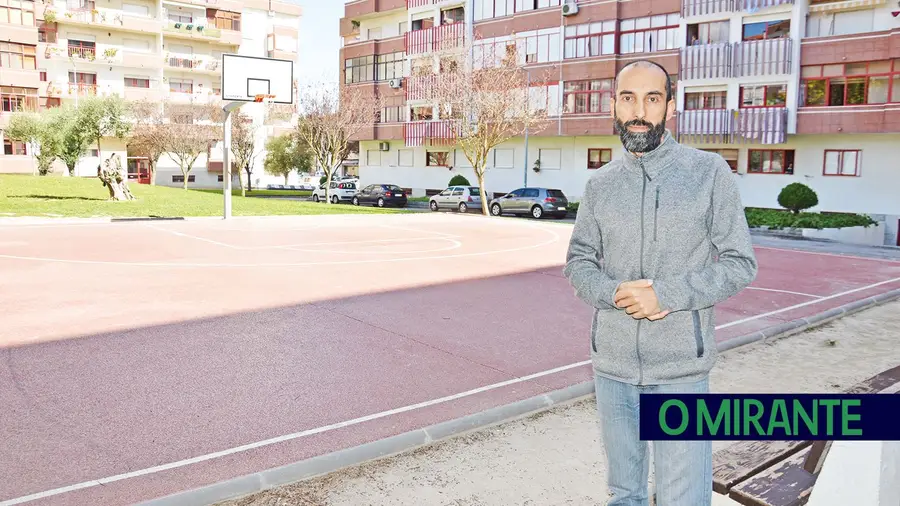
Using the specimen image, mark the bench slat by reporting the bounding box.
[728,447,816,506]
[712,364,900,493]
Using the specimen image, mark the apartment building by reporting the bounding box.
[1,0,302,189]
[340,0,900,245]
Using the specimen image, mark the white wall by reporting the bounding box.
[358,11,408,41]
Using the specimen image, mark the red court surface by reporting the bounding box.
[1,213,898,505]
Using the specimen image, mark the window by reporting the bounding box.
[538,148,560,169]
[823,150,860,176]
[742,20,790,40]
[748,149,794,174]
[367,150,381,166]
[474,0,562,21]
[619,14,679,55]
[563,79,612,114]
[441,6,464,24]
[124,77,150,88]
[67,39,96,60]
[168,11,191,23]
[368,27,382,40]
[0,42,37,70]
[686,21,729,45]
[344,55,375,84]
[208,9,240,31]
[1,86,38,113]
[801,60,899,106]
[0,0,36,26]
[564,21,616,59]
[494,148,514,168]
[398,149,414,166]
[685,91,726,109]
[3,138,27,155]
[172,174,195,183]
[410,105,433,121]
[701,148,738,172]
[740,84,786,107]
[375,52,406,81]
[378,106,402,123]
[426,151,450,166]
[588,149,612,169]
[169,78,192,94]
[37,23,57,43]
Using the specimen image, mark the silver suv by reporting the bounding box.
[429,186,484,213]
[489,187,569,219]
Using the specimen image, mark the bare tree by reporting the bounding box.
[5,112,60,176]
[294,83,378,203]
[230,112,262,196]
[164,102,220,189]
[430,40,553,215]
[128,100,170,186]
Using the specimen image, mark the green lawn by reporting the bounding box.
[0,175,403,218]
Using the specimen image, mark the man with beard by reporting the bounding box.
[563,60,758,505]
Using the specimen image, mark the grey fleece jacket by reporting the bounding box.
[563,131,758,386]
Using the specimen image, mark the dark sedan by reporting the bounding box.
[352,184,409,208]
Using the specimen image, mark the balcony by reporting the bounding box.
[165,55,222,75]
[734,38,792,77]
[0,68,40,88]
[405,23,465,56]
[681,43,733,80]
[406,75,436,101]
[403,120,458,147]
[48,6,163,34]
[44,44,121,65]
[676,107,788,144]
[161,12,241,46]
[681,0,793,16]
[680,38,792,81]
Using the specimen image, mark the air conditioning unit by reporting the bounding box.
[379,142,390,151]
[389,78,403,89]
[562,1,579,15]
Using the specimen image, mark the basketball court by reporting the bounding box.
[1,211,899,506]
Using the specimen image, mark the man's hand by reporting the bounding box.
[614,280,670,321]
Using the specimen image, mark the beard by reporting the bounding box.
[614,115,667,153]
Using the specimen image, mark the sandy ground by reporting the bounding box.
[219,300,900,506]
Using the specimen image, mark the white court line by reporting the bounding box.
[755,245,900,265]
[719,276,900,330]
[144,224,241,250]
[745,287,823,299]
[283,238,463,255]
[0,220,562,268]
[5,275,900,505]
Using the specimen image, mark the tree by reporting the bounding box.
[430,40,553,215]
[230,112,263,196]
[128,100,170,186]
[294,82,378,203]
[778,182,819,214]
[163,102,220,189]
[97,153,136,201]
[54,105,92,177]
[77,95,132,159]
[5,112,61,176]
[264,133,312,185]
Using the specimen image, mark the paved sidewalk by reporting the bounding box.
[219,300,900,506]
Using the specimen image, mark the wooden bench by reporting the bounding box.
[711,364,900,506]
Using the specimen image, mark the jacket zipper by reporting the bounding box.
[637,159,651,385]
[654,188,659,242]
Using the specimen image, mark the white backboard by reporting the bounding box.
[221,54,294,104]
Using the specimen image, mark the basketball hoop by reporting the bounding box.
[253,93,276,103]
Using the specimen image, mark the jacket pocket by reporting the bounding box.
[653,187,659,242]
[691,310,704,357]
[591,308,599,352]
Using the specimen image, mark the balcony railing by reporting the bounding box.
[407,0,437,7]
[682,0,793,15]
[403,119,458,147]
[676,108,788,144]
[68,83,98,96]
[406,75,436,101]
[734,38,792,77]
[681,43,732,80]
[680,38,792,80]
[405,22,465,56]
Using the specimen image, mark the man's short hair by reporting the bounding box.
[614,60,673,103]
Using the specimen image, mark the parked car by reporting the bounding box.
[489,187,569,219]
[352,184,408,208]
[312,179,358,203]
[429,186,485,213]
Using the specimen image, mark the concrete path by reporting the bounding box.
[217,300,900,506]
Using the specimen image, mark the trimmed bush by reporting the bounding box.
[777,182,819,214]
[448,174,471,186]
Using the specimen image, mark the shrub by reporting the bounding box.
[744,208,876,230]
[319,175,327,185]
[448,174,470,186]
[777,183,818,214]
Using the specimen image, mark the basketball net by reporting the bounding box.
[254,93,276,125]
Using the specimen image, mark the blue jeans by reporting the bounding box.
[594,374,712,506]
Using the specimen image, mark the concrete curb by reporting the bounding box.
[139,289,900,506]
